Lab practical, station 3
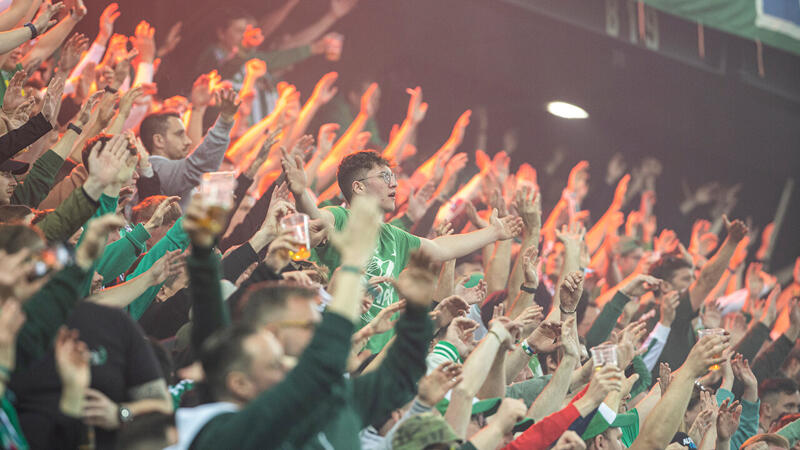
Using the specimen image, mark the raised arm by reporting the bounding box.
[528,315,581,421]
[689,216,748,311]
[419,208,522,263]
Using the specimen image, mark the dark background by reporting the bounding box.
[74,0,800,273]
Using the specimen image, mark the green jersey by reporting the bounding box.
[312,206,421,353]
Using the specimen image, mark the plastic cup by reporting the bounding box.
[197,172,236,233]
[697,328,725,370]
[280,213,311,261]
[590,344,619,369]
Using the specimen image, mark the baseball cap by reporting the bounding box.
[391,412,461,450]
[0,159,29,175]
[435,397,534,434]
[671,431,698,449]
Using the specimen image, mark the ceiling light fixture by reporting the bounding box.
[547,101,588,119]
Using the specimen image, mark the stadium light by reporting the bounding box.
[547,101,589,119]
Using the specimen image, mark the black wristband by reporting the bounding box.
[520,283,537,294]
[104,85,118,94]
[560,305,577,315]
[67,123,82,135]
[24,22,37,39]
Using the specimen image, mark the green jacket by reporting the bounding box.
[95,223,150,284]
[290,303,433,449]
[190,312,355,449]
[585,291,630,348]
[35,186,98,243]
[717,388,759,450]
[11,150,62,208]
[127,217,190,319]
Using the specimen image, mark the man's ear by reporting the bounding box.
[226,371,255,400]
[152,132,165,149]
[351,180,364,196]
[592,434,605,449]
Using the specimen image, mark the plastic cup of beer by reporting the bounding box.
[197,171,236,233]
[697,328,725,371]
[590,344,619,370]
[280,213,311,261]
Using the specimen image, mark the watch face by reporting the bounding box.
[119,407,132,422]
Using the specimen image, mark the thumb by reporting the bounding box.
[490,208,498,223]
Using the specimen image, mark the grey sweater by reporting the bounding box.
[150,117,233,208]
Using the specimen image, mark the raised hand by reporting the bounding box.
[558,271,584,313]
[157,21,182,58]
[716,398,742,441]
[131,21,156,64]
[445,317,479,355]
[583,365,623,406]
[32,2,65,36]
[264,228,305,272]
[59,33,90,73]
[654,229,680,255]
[567,160,589,200]
[40,72,67,124]
[616,320,647,369]
[405,86,428,125]
[393,251,437,307]
[54,327,90,393]
[552,431,587,450]
[619,274,662,298]
[118,84,144,118]
[82,388,120,430]
[75,214,127,269]
[521,246,540,288]
[685,332,730,378]
[74,91,103,129]
[657,362,671,396]
[454,276,487,306]
[86,135,133,186]
[143,196,181,232]
[312,72,338,105]
[430,295,469,331]
[360,82,379,117]
[515,184,541,233]
[611,174,631,209]
[280,146,308,196]
[759,285,780,327]
[555,222,586,249]
[111,48,138,90]
[560,315,580,358]
[241,24,264,49]
[730,353,757,394]
[489,208,523,241]
[367,300,405,334]
[149,249,184,286]
[406,182,436,222]
[330,195,382,266]
[722,215,749,244]
[418,361,463,407]
[493,398,527,435]
[659,291,680,327]
[513,304,544,336]
[2,71,27,113]
[191,72,216,109]
[217,88,241,123]
[97,3,121,44]
[488,316,520,351]
[527,320,562,353]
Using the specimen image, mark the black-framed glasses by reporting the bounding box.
[357,171,396,185]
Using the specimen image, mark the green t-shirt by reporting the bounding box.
[312,206,421,353]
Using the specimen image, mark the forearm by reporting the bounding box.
[528,354,579,420]
[508,233,538,304]
[485,239,512,294]
[23,14,80,67]
[460,334,503,396]
[585,292,630,348]
[477,348,507,399]
[434,259,455,303]
[289,98,323,145]
[87,270,156,308]
[0,0,31,32]
[467,424,505,450]
[570,359,594,393]
[424,227,500,263]
[327,268,368,322]
[382,118,415,163]
[123,397,173,416]
[226,111,277,164]
[258,0,298,38]
[505,346,533,384]
[508,290,534,320]
[0,25,36,54]
[186,106,206,148]
[59,384,85,417]
[277,11,337,49]
[629,370,695,450]
[691,238,736,310]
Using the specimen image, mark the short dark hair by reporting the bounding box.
[649,255,692,283]
[213,6,255,33]
[199,324,256,400]
[0,223,44,253]
[0,204,32,223]
[759,378,799,400]
[336,151,390,202]
[81,134,113,173]
[237,281,319,326]
[139,111,181,153]
[116,412,176,450]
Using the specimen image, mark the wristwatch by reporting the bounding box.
[118,405,133,424]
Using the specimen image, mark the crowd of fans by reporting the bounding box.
[0,0,798,449]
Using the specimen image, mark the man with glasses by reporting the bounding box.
[282,150,523,353]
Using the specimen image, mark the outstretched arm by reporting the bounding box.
[419,209,521,263]
[689,216,748,311]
